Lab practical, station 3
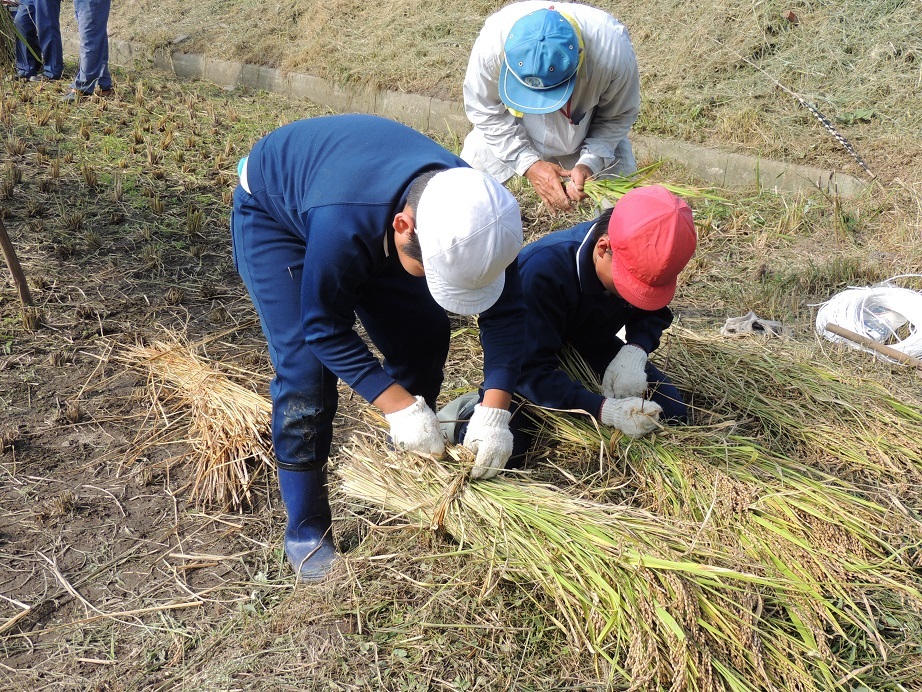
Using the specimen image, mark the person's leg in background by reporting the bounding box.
[231,188,338,581]
[506,396,537,467]
[13,0,41,79]
[67,0,110,98]
[640,363,687,422]
[32,0,62,80]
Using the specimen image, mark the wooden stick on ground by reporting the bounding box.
[0,217,32,307]
[826,323,922,369]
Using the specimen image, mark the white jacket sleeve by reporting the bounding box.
[462,20,542,176]
[575,21,641,175]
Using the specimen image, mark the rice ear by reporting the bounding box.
[337,431,856,688]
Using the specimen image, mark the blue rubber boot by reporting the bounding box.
[278,468,337,581]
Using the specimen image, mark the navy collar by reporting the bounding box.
[575,222,607,295]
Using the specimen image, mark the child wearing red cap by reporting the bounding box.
[440,185,696,463]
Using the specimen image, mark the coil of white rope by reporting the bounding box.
[815,276,922,362]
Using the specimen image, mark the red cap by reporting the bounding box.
[608,186,696,311]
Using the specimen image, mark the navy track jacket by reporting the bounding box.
[242,114,525,403]
[517,219,673,417]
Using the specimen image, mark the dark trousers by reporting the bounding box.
[231,187,449,471]
[14,0,63,79]
[72,0,111,93]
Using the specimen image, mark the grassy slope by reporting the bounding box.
[94,0,922,180]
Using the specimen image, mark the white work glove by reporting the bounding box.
[599,397,662,438]
[384,396,445,456]
[602,345,649,399]
[462,405,513,481]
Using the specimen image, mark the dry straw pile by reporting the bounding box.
[340,437,822,689]
[339,332,922,689]
[120,339,273,509]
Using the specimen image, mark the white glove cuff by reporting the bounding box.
[469,405,512,429]
[384,395,427,424]
[600,397,621,423]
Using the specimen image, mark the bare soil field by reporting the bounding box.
[2,1,922,689]
[0,73,328,689]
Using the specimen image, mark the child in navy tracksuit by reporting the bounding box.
[232,115,527,580]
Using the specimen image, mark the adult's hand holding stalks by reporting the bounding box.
[602,345,648,399]
[462,405,513,480]
[600,397,662,438]
[525,160,573,211]
[565,164,593,203]
[385,396,445,457]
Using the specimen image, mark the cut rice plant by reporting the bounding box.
[582,161,727,208]
[626,430,922,676]
[337,430,869,691]
[659,327,922,495]
[533,409,922,660]
[119,339,273,509]
[526,347,922,689]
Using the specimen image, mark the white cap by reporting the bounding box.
[415,168,523,315]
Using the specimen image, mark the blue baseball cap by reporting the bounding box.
[499,9,580,115]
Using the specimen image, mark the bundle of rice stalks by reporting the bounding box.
[338,432,864,690]
[527,350,922,689]
[582,161,726,208]
[534,410,922,671]
[660,327,922,494]
[120,340,273,509]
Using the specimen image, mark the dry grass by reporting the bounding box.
[100,0,922,183]
[119,336,273,509]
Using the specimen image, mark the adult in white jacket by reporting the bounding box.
[461,2,640,212]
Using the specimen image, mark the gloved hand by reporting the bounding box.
[602,345,648,399]
[462,405,513,480]
[384,396,445,456]
[599,397,662,438]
